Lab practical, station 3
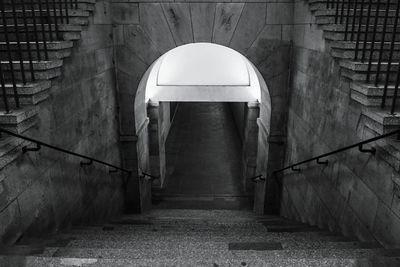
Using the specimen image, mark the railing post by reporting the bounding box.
[366,0,382,83]
[38,0,49,60]
[0,1,19,109]
[375,0,391,87]
[0,63,9,113]
[21,0,35,82]
[382,0,400,109]
[354,0,366,60]
[361,0,374,62]
[11,0,26,84]
[30,1,42,62]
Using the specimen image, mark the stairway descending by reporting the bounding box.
[0,209,399,266]
[0,0,95,168]
[306,0,400,137]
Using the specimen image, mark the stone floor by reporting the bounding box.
[164,102,245,197]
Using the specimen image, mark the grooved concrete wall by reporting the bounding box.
[0,5,124,246]
[284,0,400,247]
[111,0,294,213]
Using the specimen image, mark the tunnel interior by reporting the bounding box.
[153,102,252,210]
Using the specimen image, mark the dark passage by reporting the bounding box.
[154,102,250,209]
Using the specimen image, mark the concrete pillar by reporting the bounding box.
[147,101,171,189]
[243,102,260,196]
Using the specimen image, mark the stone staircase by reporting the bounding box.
[0,0,95,167]
[0,209,398,266]
[307,0,400,136]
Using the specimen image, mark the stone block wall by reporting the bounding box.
[283,0,400,247]
[0,1,124,246]
[112,0,294,213]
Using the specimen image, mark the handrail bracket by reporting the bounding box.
[80,159,94,166]
[291,166,301,172]
[316,158,329,165]
[22,143,41,153]
[358,144,376,155]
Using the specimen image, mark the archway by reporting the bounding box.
[133,43,271,214]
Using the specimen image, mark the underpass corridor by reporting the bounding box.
[153,102,251,209]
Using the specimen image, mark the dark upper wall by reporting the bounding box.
[284,0,400,247]
[111,0,294,213]
[0,4,124,246]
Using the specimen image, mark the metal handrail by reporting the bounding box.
[274,129,400,174]
[0,127,132,174]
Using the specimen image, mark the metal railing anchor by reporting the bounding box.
[316,158,329,165]
[80,159,93,166]
[22,143,41,153]
[358,144,376,155]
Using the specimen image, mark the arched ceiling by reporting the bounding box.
[145,43,261,103]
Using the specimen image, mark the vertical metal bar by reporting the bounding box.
[375,0,391,86]
[0,1,19,109]
[52,0,60,39]
[381,0,400,109]
[340,0,346,24]
[21,0,35,81]
[344,0,352,40]
[0,61,10,113]
[30,1,41,61]
[64,0,70,24]
[350,0,359,41]
[58,0,64,24]
[390,61,400,115]
[354,0,366,60]
[361,0,374,62]
[335,0,341,23]
[45,0,53,41]
[366,0,382,83]
[11,0,26,84]
[38,0,49,60]
[75,0,78,9]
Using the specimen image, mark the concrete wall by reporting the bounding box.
[0,2,124,246]
[283,0,400,247]
[112,0,294,213]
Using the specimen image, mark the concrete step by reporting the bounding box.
[349,82,400,107]
[19,237,379,251]
[0,24,82,42]
[2,1,95,12]
[0,80,51,108]
[0,136,30,169]
[1,9,90,26]
[120,208,258,220]
[330,41,400,61]
[1,60,63,81]
[0,41,73,60]
[324,29,400,42]
[315,9,399,25]
[0,106,37,134]
[0,255,363,267]
[308,0,396,12]
[361,107,400,134]
[51,231,357,243]
[46,247,400,261]
[340,61,399,82]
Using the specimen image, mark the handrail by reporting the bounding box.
[274,129,400,174]
[0,128,132,174]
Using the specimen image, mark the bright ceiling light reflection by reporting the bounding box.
[157,43,250,86]
[145,43,262,103]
